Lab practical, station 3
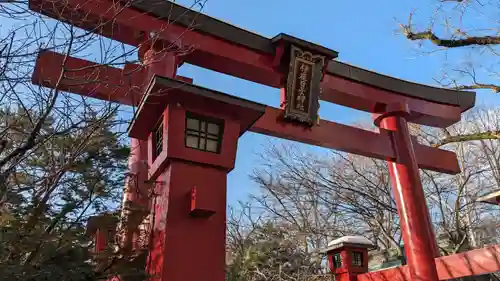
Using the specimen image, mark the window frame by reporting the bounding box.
[352,251,364,267]
[152,117,164,160]
[332,253,342,269]
[184,112,224,154]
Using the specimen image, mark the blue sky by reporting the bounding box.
[171,0,500,205]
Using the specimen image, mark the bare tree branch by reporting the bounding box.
[403,28,500,47]
[454,83,500,93]
[433,131,500,147]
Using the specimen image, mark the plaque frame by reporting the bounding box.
[283,45,326,126]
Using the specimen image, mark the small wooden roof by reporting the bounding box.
[321,235,375,253]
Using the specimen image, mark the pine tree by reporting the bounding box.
[0,106,139,281]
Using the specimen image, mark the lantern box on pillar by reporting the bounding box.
[128,75,266,178]
[128,75,266,218]
[127,75,266,281]
[322,236,375,281]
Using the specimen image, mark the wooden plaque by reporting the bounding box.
[283,45,326,125]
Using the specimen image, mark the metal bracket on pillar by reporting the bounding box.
[190,186,216,218]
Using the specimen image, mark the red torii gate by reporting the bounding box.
[27,0,500,281]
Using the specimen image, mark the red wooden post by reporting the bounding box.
[119,138,149,251]
[374,104,439,281]
[323,236,374,281]
[141,43,180,81]
[95,228,107,253]
[126,139,150,206]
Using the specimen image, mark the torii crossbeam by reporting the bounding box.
[28,1,482,281]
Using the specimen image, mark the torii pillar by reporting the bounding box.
[374,105,440,281]
[120,38,184,252]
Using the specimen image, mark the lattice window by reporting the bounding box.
[352,251,363,267]
[185,113,223,153]
[153,118,163,159]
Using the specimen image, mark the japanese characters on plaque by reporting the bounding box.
[283,45,326,126]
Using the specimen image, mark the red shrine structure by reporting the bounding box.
[28,0,500,281]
